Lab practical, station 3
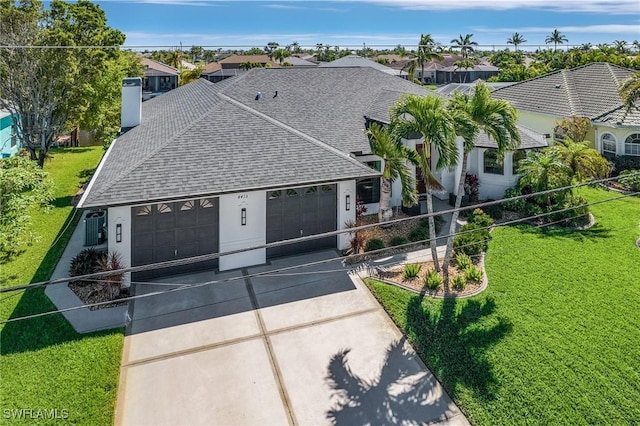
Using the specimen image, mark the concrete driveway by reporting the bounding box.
[115,251,468,425]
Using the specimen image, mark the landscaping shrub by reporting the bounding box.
[548,195,590,227]
[465,265,483,283]
[364,238,385,252]
[484,202,504,220]
[454,223,490,257]
[408,226,430,242]
[503,186,526,213]
[608,155,640,175]
[69,248,104,285]
[424,269,442,290]
[618,169,640,191]
[452,274,467,290]
[524,202,544,218]
[468,208,494,228]
[465,172,480,202]
[389,236,409,247]
[404,263,421,279]
[344,220,365,255]
[455,253,473,270]
[96,251,125,300]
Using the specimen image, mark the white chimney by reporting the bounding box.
[121,77,142,128]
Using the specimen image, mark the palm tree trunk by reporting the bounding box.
[442,150,468,285]
[378,177,392,222]
[425,186,440,272]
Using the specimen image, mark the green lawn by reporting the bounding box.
[367,187,640,425]
[1,147,124,425]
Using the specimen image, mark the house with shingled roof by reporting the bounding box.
[141,58,179,95]
[492,62,640,158]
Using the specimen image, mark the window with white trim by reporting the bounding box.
[601,133,616,155]
[624,133,640,156]
[483,149,504,175]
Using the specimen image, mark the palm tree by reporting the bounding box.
[507,32,527,51]
[273,48,289,65]
[613,40,628,54]
[391,95,458,271]
[366,123,419,223]
[402,34,443,84]
[619,72,640,111]
[545,29,568,51]
[452,58,477,83]
[441,82,520,282]
[517,150,571,207]
[450,33,478,59]
[167,49,184,69]
[633,40,640,53]
[551,139,610,183]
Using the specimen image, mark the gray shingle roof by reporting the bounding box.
[83,69,431,208]
[364,89,439,124]
[492,62,636,119]
[220,67,431,154]
[318,55,407,76]
[474,125,548,150]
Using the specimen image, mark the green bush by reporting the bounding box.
[452,275,466,290]
[484,202,504,220]
[503,187,526,213]
[424,269,442,290]
[389,236,409,247]
[465,265,483,283]
[404,263,421,279]
[69,248,106,285]
[609,155,640,175]
[524,202,544,217]
[408,226,430,242]
[454,223,490,257]
[549,195,590,227]
[618,169,640,191]
[468,208,494,228]
[364,238,385,252]
[455,253,473,270]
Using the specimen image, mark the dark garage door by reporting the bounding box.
[266,184,337,258]
[132,198,219,279]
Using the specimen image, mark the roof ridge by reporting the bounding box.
[492,67,565,93]
[561,69,579,115]
[92,82,222,199]
[217,92,373,171]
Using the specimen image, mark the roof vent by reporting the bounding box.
[555,84,561,89]
[255,92,262,101]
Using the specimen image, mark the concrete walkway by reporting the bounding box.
[115,251,469,426]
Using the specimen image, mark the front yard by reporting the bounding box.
[0,147,123,424]
[367,187,640,425]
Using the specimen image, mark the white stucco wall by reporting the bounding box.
[467,149,519,200]
[219,190,266,271]
[107,206,132,287]
[337,180,356,250]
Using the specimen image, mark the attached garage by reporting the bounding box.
[266,184,337,258]
[132,197,219,278]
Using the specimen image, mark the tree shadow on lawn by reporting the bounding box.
[1,209,121,355]
[405,295,512,403]
[510,222,611,242]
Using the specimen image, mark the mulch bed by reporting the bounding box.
[68,280,129,311]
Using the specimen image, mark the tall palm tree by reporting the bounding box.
[551,139,610,183]
[613,40,628,54]
[167,49,184,69]
[452,58,477,83]
[391,95,458,271]
[402,34,443,84]
[545,29,568,51]
[517,150,571,207]
[506,32,527,51]
[450,33,478,59]
[442,82,520,282]
[619,72,640,111]
[366,123,419,222]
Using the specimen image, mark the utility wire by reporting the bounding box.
[1,189,637,325]
[0,174,637,295]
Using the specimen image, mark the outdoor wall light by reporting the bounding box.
[346,194,351,211]
[241,208,247,226]
[116,223,122,243]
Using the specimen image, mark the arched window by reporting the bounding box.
[624,133,640,156]
[512,150,526,175]
[483,149,504,175]
[601,133,617,155]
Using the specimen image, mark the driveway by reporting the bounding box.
[115,250,468,425]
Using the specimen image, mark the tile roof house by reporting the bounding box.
[79,68,433,278]
[492,62,640,158]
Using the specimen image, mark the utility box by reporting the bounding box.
[84,210,106,246]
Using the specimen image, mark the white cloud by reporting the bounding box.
[263,3,304,9]
[474,24,640,35]
[340,0,640,15]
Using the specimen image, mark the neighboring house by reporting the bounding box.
[141,58,179,96]
[435,82,515,96]
[78,68,435,279]
[219,54,276,69]
[438,64,500,84]
[319,55,409,78]
[492,62,640,158]
[201,55,317,83]
[0,108,21,158]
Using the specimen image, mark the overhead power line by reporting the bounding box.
[0,173,637,296]
[1,189,638,325]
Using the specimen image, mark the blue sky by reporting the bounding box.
[95,0,640,50]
